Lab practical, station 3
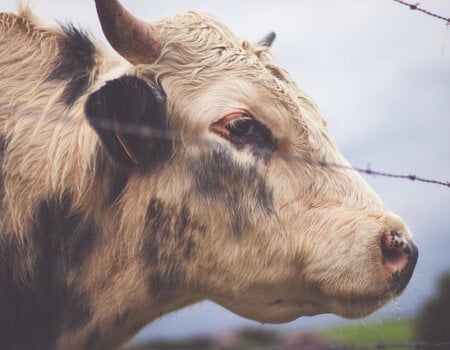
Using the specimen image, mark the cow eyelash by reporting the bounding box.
[225,115,254,137]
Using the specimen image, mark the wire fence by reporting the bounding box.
[95,119,450,190]
[390,0,450,25]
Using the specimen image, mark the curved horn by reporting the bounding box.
[257,31,276,47]
[95,0,161,64]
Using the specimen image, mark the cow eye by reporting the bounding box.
[225,115,254,136]
[210,111,276,160]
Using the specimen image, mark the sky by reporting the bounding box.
[1,0,449,344]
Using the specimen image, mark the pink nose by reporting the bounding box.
[381,230,418,293]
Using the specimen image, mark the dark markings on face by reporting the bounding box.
[47,23,97,107]
[143,198,204,299]
[191,148,273,236]
[184,237,195,259]
[95,146,130,207]
[0,194,97,348]
[227,116,276,162]
[85,327,101,349]
[175,205,190,240]
[148,264,185,301]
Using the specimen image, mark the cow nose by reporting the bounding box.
[381,230,418,293]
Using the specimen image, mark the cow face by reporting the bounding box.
[88,1,418,323]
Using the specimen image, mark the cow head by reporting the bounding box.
[86,0,418,323]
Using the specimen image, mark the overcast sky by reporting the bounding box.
[2,0,449,344]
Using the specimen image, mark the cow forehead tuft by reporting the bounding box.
[151,11,325,139]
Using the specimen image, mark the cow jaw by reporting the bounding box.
[182,152,417,324]
[213,285,328,324]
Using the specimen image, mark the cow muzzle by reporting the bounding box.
[304,212,419,319]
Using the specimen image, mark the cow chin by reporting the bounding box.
[330,293,394,319]
[214,298,326,324]
[214,292,388,324]
[215,284,396,324]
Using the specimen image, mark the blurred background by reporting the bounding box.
[2,0,449,347]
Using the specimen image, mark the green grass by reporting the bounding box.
[319,318,415,345]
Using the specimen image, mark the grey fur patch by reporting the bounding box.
[143,199,204,300]
[35,194,99,270]
[0,194,98,348]
[191,148,273,236]
[148,264,184,300]
[47,23,97,107]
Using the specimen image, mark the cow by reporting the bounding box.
[0,1,418,349]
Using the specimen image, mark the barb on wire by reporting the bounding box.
[351,165,450,189]
[391,0,450,25]
[94,119,450,190]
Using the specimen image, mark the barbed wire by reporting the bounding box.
[95,119,450,190]
[391,0,450,25]
[350,166,450,189]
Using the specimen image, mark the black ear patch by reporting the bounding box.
[85,76,171,170]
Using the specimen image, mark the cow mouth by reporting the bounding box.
[333,253,418,318]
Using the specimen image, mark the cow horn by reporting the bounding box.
[94,0,161,64]
[257,31,276,47]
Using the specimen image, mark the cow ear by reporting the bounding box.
[85,76,171,170]
[256,31,276,47]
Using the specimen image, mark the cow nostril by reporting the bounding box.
[381,230,419,294]
[381,231,410,273]
[382,246,406,271]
